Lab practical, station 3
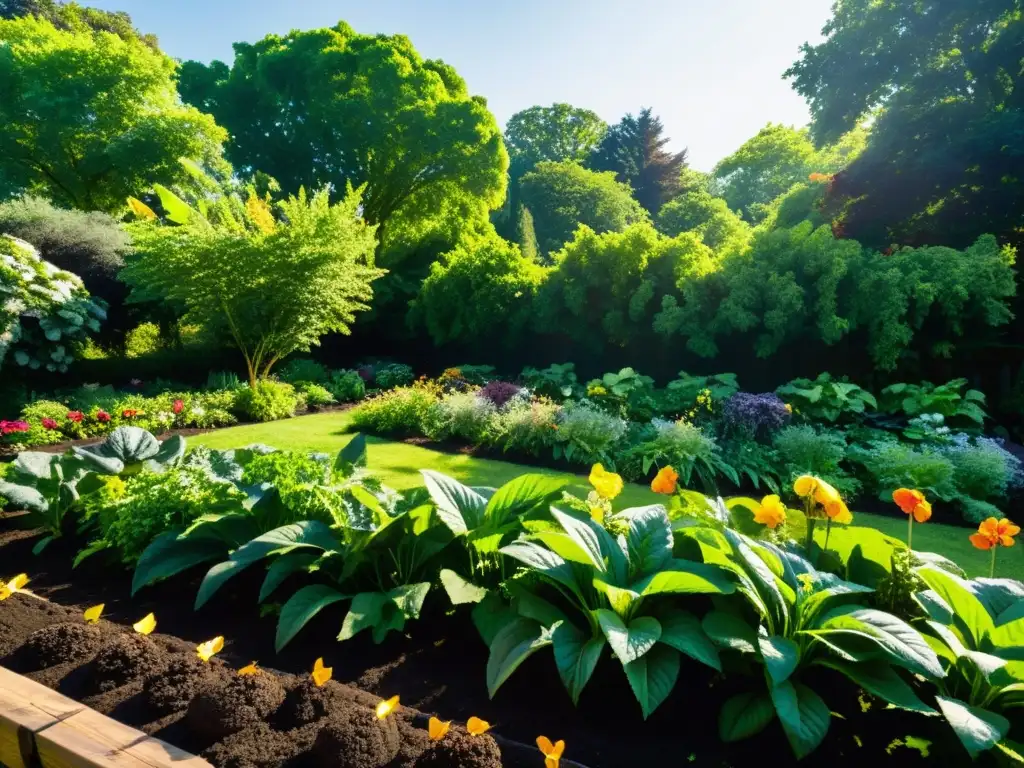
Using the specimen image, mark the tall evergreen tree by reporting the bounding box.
[589,108,687,215]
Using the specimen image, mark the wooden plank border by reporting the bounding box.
[0,667,210,768]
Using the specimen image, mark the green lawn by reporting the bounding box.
[194,411,1022,580]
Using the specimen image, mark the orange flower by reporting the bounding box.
[824,498,852,525]
[893,488,932,523]
[466,716,491,736]
[537,736,566,768]
[970,517,1021,550]
[753,495,786,529]
[651,466,679,495]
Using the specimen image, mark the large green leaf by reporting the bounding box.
[621,505,673,577]
[337,591,389,642]
[656,608,721,671]
[486,618,552,697]
[759,634,799,686]
[149,434,186,468]
[592,578,639,616]
[596,610,661,666]
[472,591,517,646]
[817,606,945,679]
[703,610,758,654]
[131,532,225,595]
[390,582,431,619]
[532,531,603,568]
[277,584,347,650]
[550,508,606,573]
[936,695,1009,759]
[259,551,318,603]
[102,426,160,462]
[631,560,735,596]
[500,540,582,597]
[624,645,680,719]
[507,582,570,628]
[484,474,565,527]
[0,480,48,514]
[819,659,934,713]
[771,681,831,759]
[439,569,488,605]
[11,451,60,479]
[153,183,193,224]
[917,567,994,648]
[195,521,338,609]
[552,621,605,705]
[719,691,775,742]
[421,470,486,535]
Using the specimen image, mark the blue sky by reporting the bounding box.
[90,0,833,170]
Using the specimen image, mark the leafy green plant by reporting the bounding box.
[205,371,243,391]
[124,322,163,359]
[293,381,335,408]
[350,384,438,436]
[0,451,96,552]
[773,426,856,498]
[72,426,186,475]
[679,525,943,759]
[776,372,876,423]
[374,363,415,390]
[849,440,957,503]
[880,379,988,427]
[278,358,330,384]
[326,369,366,402]
[551,400,627,466]
[585,367,657,420]
[914,567,1024,760]
[619,418,739,491]
[519,363,582,400]
[486,397,560,456]
[234,380,299,422]
[486,503,735,718]
[663,371,739,413]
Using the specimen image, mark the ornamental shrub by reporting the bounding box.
[942,436,1023,503]
[374,363,415,390]
[124,322,163,358]
[278,358,331,385]
[294,381,335,408]
[328,370,366,402]
[350,385,438,436]
[773,425,857,497]
[486,398,560,456]
[423,391,496,444]
[850,439,957,502]
[478,381,522,408]
[721,392,791,439]
[618,418,718,482]
[234,380,299,422]
[17,400,70,446]
[552,400,627,465]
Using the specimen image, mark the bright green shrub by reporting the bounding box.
[278,358,330,385]
[327,370,366,402]
[413,234,544,347]
[519,363,581,400]
[17,400,71,445]
[879,378,988,426]
[773,425,857,497]
[618,418,734,489]
[944,437,1018,502]
[374,363,414,390]
[234,380,299,422]
[552,400,627,465]
[423,391,495,444]
[655,190,751,251]
[776,372,876,423]
[124,322,163,358]
[293,381,335,407]
[851,440,957,501]
[350,385,438,435]
[486,398,559,455]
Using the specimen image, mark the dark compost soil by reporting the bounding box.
[0,513,973,768]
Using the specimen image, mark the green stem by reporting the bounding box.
[907,515,913,551]
[824,518,833,554]
[991,546,998,579]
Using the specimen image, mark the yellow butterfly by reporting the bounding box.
[537,736,566,768]
[83,604,104,625]
[196,636,224,662]
[312,657,332,687]
[466,716,491,736]
[132,613,156,635]
[237,661,260,676]
[428,717,450,741]
[375,695,399,719]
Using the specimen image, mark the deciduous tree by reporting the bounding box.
[505,103,607,181]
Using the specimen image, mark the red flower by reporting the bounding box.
[96,410,111,423]
[173,399,184,415]
[0,420,29,435]
[67,411,84,423]
[122,409,139,419]
[42,418,59,430]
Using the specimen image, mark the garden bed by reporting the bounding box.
[0,511,959,768]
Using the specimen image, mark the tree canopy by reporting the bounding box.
[655,190,751,251]
[0,15,226,213]
[589,108,687,214]
[0,0,158,47]
[519,161,648,256]
[785,0,1024,250]
[505,103,607,181]
[177,23,508,263]
[121,187,384,385]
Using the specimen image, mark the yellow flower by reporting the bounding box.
[753,495,786,529]
[238,662,260,676]
[589,463,623,500]
[651,466,679,495]
[537,736,566,768]
[588,504,605,525]
[466,716,491,736]
[312,657,332,687]
[133,613,157,635]
[826,500,853,525]
[793,475,846,520]
[784,403,793,414]
[376,695,400,719]
[196,636,224,662]
[0,573,29,601]
[428,717,451,741]
[83,604,104,625]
